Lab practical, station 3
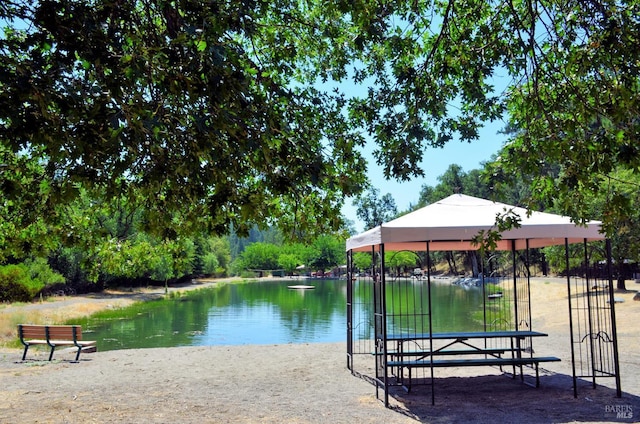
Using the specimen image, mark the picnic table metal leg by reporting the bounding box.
[510,338,516,377]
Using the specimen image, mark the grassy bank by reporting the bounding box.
[0,298,125,349]
[0,277,252,349]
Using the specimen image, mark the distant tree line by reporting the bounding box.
[0,184,348,302]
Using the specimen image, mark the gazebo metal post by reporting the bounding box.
[583,239,597,389]
[511,240,519,331]
[371,244,390,406]
[606,239,622,397]
[371,245,380,395]
[426,241,435,405]
[481,251,487,332]
[565,238,579,398]
[346,249,353,372]
[511,240,524,380]
[526,239,533,330]
[380,244,389,407]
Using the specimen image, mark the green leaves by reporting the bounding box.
[0,0,366,243]
[194,39,207,52]
[3,0,639,249]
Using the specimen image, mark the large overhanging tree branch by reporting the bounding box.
[319,0,640,235]
[0,0,367,241]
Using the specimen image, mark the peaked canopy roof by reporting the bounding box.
[346,194,604,252]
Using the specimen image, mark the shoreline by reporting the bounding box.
[0,276,248,344]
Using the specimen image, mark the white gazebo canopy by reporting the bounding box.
[346,194,604,252]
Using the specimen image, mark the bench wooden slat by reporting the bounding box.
[19,327,47,338]
[47,326,83,340]
[47,340,96,347]
[20,339,48,345]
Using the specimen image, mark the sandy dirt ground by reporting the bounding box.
[0,277,639,423]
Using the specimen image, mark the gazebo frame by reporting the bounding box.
[345,194,621,406]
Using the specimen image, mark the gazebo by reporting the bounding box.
[345,194,621,406]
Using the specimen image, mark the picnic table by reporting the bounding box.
[377,330,560,402]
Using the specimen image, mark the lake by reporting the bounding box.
[79,278,485,351]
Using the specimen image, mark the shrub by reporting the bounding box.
[24,257,66,287]
[0,264,39,302]
[201,252,219,275]
[0,259,66,302]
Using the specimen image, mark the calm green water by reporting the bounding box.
[78,279,485,351]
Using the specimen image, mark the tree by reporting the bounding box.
[386,251,419,276]
[328,1,640,237]
[5,1,639,246]
[582,168,640,290]
[0,147,54,262]
[351,252,372,273]
[237,242,280,271]
[306,235,344,273]
[418,164,467,205]
[417,164,492,206]
[0,1,367,243]
[352,187,398,230]
[48,186,231,285]
[277,253,299,276]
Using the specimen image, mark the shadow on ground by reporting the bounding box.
[373,371,639,423]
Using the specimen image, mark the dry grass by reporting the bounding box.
[0,300,118,349]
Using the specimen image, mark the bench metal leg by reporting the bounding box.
[22,345,29,361]
[49,346,55,361]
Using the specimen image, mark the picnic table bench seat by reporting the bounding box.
[387,355,561,389]
[377,347,515,356]
[18,324,97,361]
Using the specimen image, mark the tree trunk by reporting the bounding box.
[470,253,479,278]
[617,262,627,291]
[617,276,627,291]
[446,252,457,275]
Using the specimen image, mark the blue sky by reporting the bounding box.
[342,121,508,233]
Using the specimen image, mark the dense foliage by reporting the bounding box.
[4,1,639,244]
[0,258,64,302]
[0,0,367,244]
[232,236,345,276]
[329,0,640,236]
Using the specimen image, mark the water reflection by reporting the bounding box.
[80,279,484,351]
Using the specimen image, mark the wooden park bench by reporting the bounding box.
[18,324,97,361]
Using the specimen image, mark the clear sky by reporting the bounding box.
[342,121,508,233]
